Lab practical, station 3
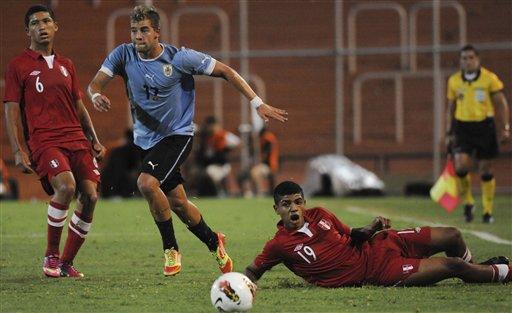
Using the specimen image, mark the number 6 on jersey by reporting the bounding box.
[35,76,44,93]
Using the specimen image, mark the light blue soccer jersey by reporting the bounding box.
[100,43,216,149]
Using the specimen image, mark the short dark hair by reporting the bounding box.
[273,181,304,204]
[25,5,55,28]
[130,5,160,29]
[460,44,479,56]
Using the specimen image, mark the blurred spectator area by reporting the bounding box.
[1,0,510,199]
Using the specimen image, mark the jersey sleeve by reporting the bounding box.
[319,207,351,235]
[173,47,216,76]
[3,60,22,103]
[489,73,504,93]
[100,44,126,77]
[446,76,456,101]
[68,61,83,101]
[253,238,282,271]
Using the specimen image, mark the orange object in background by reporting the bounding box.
[430,158,460,213]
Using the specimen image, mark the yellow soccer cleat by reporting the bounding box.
[163,248,182,276]
[213,232,233,273]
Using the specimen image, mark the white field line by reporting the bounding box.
[345,206,512,246]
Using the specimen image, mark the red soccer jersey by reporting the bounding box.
[3,49,89,158]
[253,207,370,287]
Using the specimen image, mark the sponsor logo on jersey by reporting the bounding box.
[145,73,155,81]
[402,264,414,274]
[60,66,69,77]
[148,161,159,170]
[415,227,421,233]
[49,159,59,168]
[293,243,303,252]
[30,70,41,76]
[318,219,331,230]
[163,64,173,77]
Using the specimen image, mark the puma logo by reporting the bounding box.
[201,57,207,64]
[148,161,158,170]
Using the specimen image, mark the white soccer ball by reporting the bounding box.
[210,272,256,312]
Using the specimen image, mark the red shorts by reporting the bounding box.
[34,146,101,195]
[366,227,432,286]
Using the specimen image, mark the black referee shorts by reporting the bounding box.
[453,118,499,160]
[139,135,193,192]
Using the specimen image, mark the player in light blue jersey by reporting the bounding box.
[87,5,287,276]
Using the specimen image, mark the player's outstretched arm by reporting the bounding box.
[350,216,391,244]
[4,102,34,174]
[210,61,288,123]
[75,99,107,160]
[87,71,114,112]
[244,263,266,285]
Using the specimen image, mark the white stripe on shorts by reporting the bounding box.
[160,137,192,184]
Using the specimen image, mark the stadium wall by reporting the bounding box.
[1,0,510,199]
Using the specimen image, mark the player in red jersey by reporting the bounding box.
[3,5,106,278]
[245,181,511,287]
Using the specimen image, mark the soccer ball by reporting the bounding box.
[210,272,256,312]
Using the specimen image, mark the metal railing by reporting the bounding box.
[348,2,408,74]
[352,69,455,144]
[170,6,231,125]
[409,0,467,71]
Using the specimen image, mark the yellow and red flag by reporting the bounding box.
[430,158,460,212]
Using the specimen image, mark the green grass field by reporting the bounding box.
[1,196,511,312]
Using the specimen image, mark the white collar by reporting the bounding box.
[296,222,313,238]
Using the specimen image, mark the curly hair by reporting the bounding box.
[130,5,160,29]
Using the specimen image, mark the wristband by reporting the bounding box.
[91,93,102,102]
[250,96,264,110]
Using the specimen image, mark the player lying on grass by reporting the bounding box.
[245,181,511,287]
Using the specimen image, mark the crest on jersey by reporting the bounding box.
[60,66,69,77]
[318,219,331,230]
[49,159,59,168]
[402,264,414,274]
[162,64,173,77]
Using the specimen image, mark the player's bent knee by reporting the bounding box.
[55,183,76,198]
[446,227,462,243]
[81,192,99,205]
[137,174,159,195]
[444,257,468,273]
[170,197,187,213]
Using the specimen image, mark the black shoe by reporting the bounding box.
[482,213,494,224]
[479,256,510,266]
[463,204,474,222]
